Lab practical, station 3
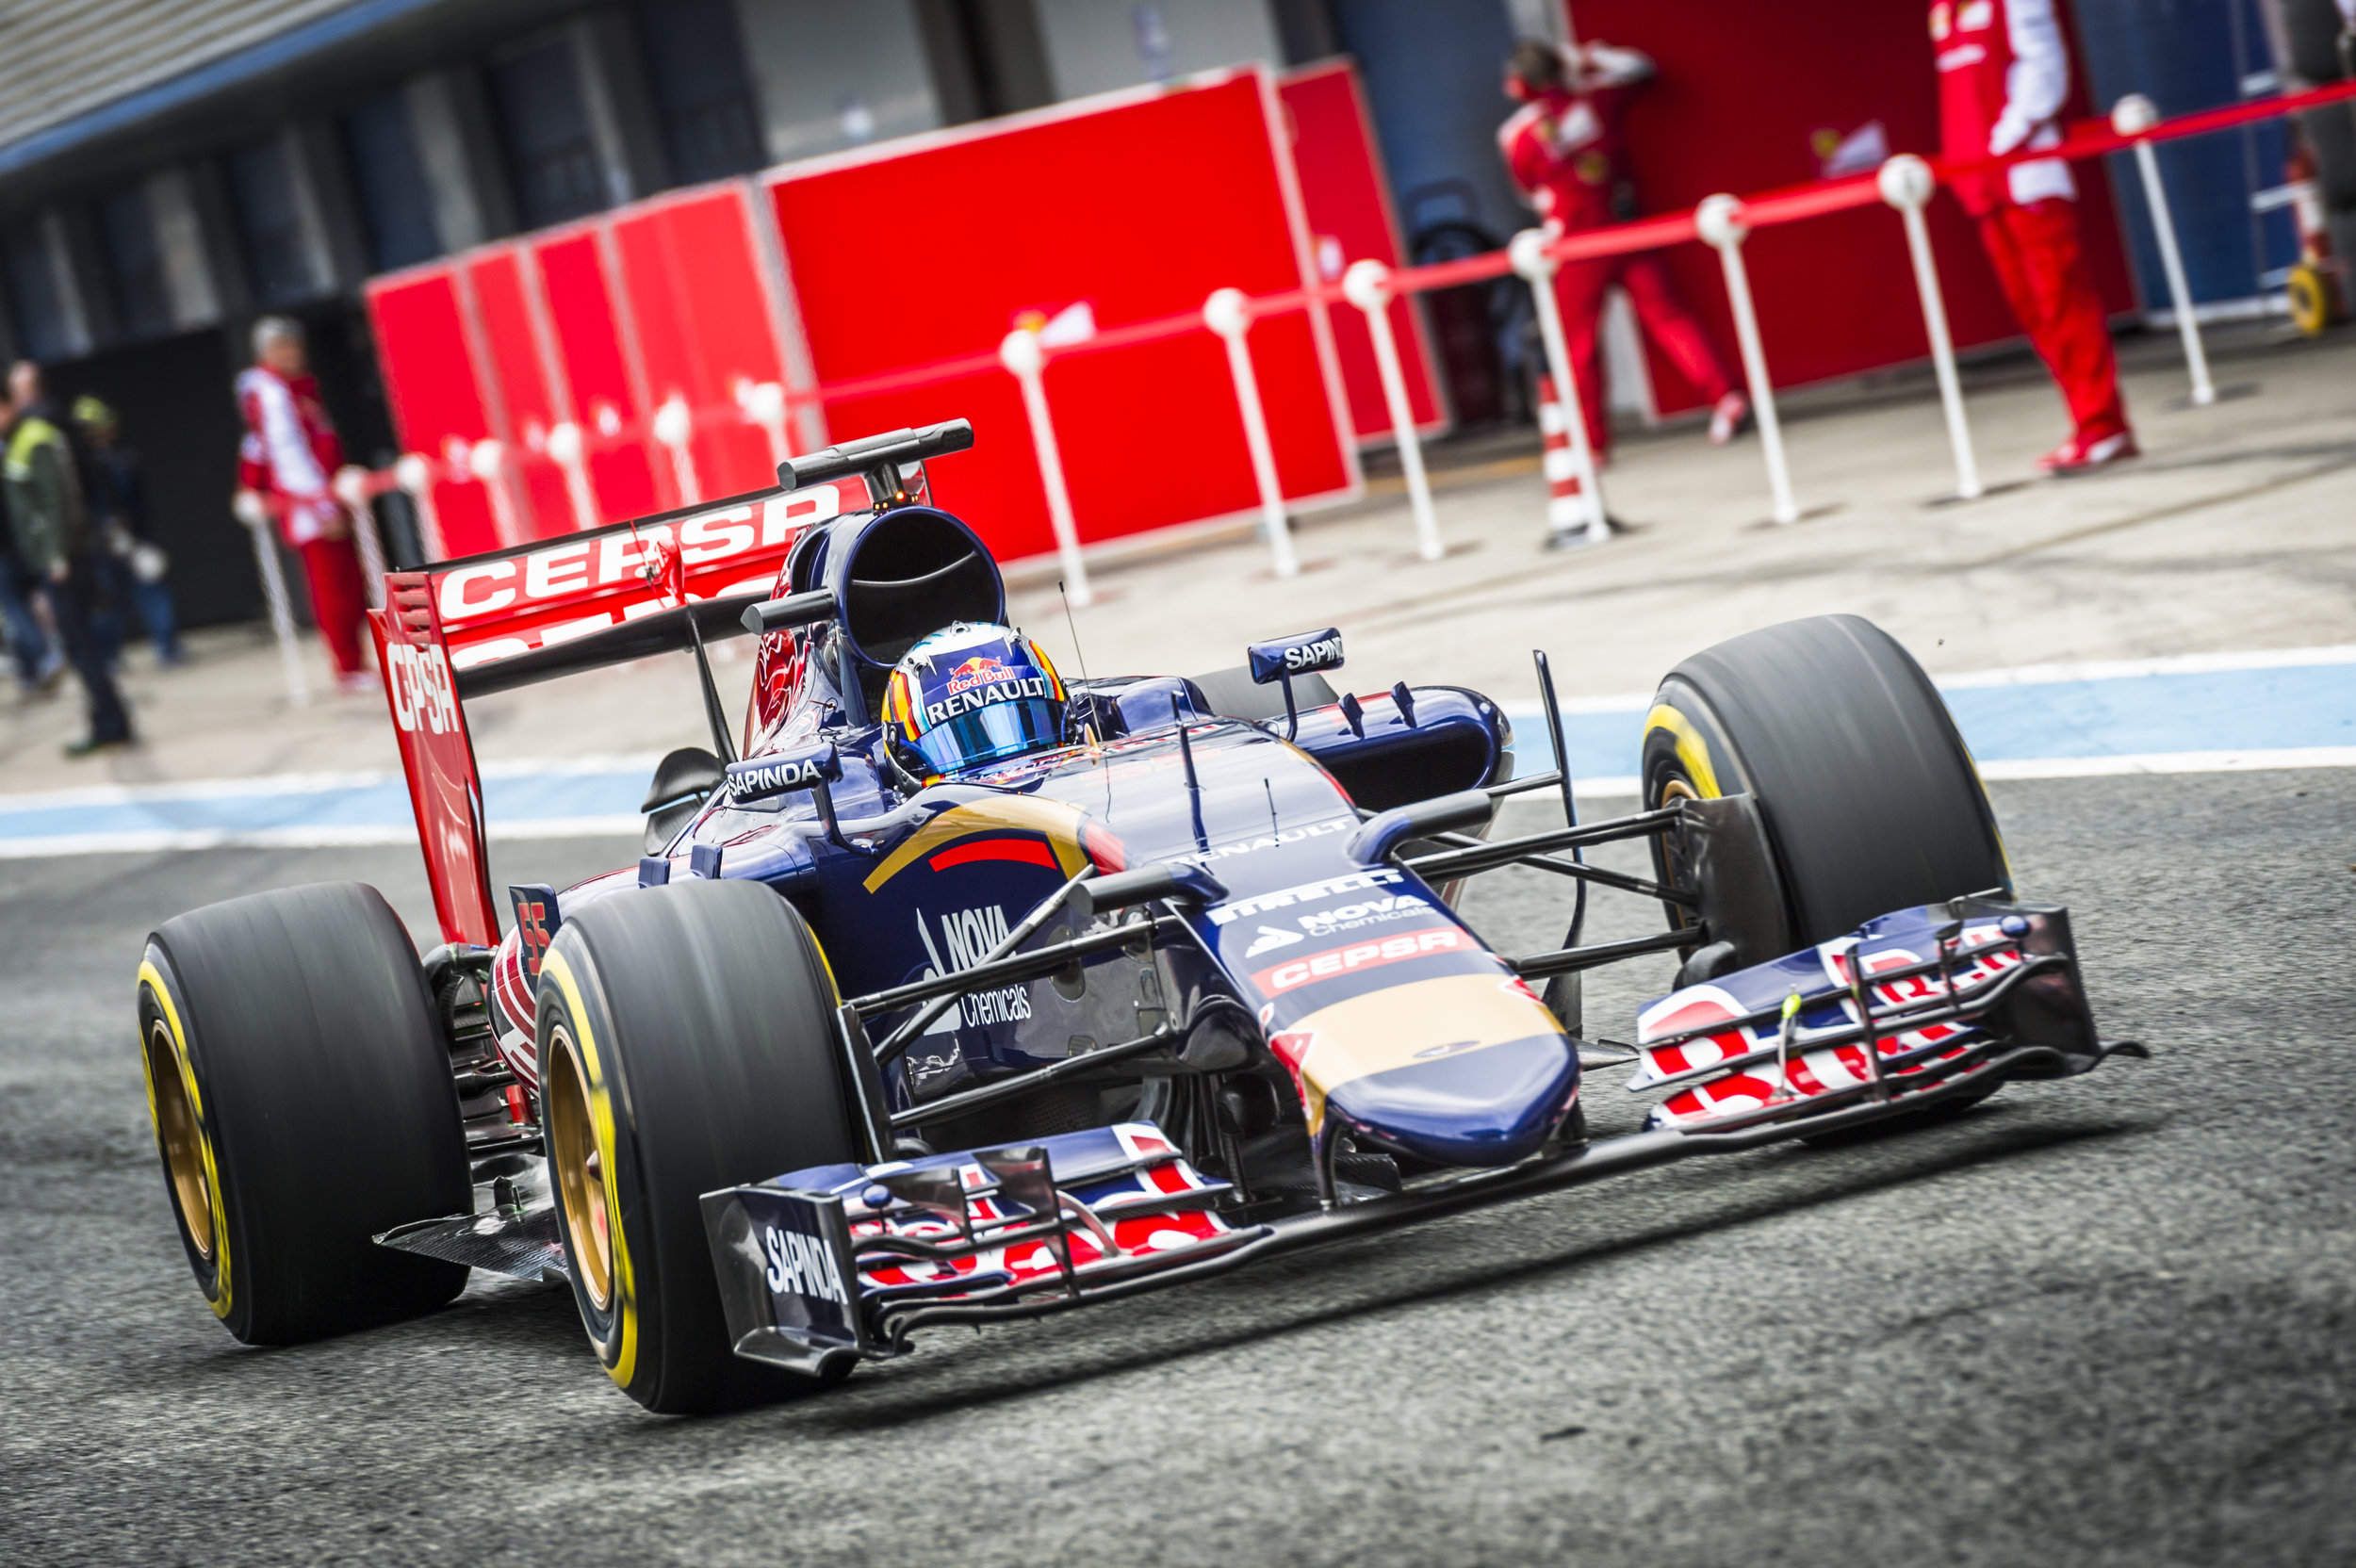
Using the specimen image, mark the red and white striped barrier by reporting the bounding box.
[1533,374,1597,540]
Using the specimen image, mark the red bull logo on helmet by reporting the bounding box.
[944,656,1010,694]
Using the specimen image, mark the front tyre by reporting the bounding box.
[537,878,866,1413]
[1644,614,2008,947]
[137,882,472,1344]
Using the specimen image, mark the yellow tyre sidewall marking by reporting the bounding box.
[541,948,638,1390]
[1644,701,1723,799]
[137,957,233,1319]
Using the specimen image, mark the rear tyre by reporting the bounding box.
[1643,617,2011,1126]
[137,882,471,1345]
[537,878,865,1413]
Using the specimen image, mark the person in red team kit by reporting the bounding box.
[235,317,375,690]
[1934,0,2135,472]
[1499,37,1749,538]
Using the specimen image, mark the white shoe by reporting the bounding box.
[1709,390,1751,446]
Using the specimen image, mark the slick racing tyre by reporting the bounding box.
[1643,614,2008,947]
[137,882,472,1345]
[537,878,867,1414]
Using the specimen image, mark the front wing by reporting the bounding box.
[701,898,2145,1375]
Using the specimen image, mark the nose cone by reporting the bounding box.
[1274,972,1580,1169]
[1325,1031,1579,1167]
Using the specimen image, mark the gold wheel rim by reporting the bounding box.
[1661,776,1700,806]
[146,1020,213,1260]
[548,1026,614,1312]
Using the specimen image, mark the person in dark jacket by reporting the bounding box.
[2,382,131,753]
[73,395,184,666]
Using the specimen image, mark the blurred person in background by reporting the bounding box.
[2,382,132,754]
[1932,0,2135,473]
[1500,36,1750,547]
[74,395,183,667]
[0,499,61,695]
[235,317,373,692]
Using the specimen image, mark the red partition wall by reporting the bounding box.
[763,67,1357,564]
[608,186,798,502]
[463,246,577,539]
[363,268,504,558]
[1279,60,1447,441]
[528,227,664,522]
[1564,0,2136,412]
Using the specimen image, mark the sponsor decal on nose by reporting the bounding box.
[1252,927,1469,994]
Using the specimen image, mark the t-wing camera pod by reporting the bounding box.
[777,418,977,510]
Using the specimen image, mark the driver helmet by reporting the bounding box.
[882,622,1069,779]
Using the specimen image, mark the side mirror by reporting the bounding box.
[725,742,848,846]
[641,746,724,855]
[1244,628,1343,741]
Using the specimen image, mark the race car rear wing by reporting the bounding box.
[369,418,978,949]
[369,476,870,948]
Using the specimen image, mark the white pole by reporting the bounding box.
[2114,93,2216,406]
[468,439,525,547]
[1341,260,1445,562]
[1696,195,1800,526]
[235,492,309,708]
[999,328,1093,607]
[1203,287,1301,579]
[652,394,701,505]
[1877,155,1983,500]
[333,465,390,607]
[740,380,794,472]
[1508,230,1609,542]
[545,423,600,531]
[393,453,445,562]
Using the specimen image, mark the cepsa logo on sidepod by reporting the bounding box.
[1253,928,1469,995]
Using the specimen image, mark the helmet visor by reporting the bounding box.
[913,697,1064,776]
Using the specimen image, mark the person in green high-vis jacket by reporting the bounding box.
[3,382,129,754]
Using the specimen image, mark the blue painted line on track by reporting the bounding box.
[0,662,2348,847]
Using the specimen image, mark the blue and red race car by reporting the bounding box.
[136,421,2139,1412]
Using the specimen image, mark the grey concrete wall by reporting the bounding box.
[146,168,224,331]
[736,0,946,163]
[405,68,517,250]
[1032,0,1281,97]
[574,8,670,202]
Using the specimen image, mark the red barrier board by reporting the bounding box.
[463,246,578,540]
[762,68,1358,564]
[362,269,503,558]
[1279,60,1447,441]
[1563,0,2136,412]
[608,186,797,504]
[530,226,664,523]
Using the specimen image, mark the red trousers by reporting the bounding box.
[1974,199,2129,442]
[1550,252,1735,459]
[296,535,370,677]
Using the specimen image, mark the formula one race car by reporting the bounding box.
[136,420,2140,1412]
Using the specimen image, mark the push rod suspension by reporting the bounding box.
[1401,806,1683,882]
[1422,827,1696,906]
[1509,925,1704,980]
